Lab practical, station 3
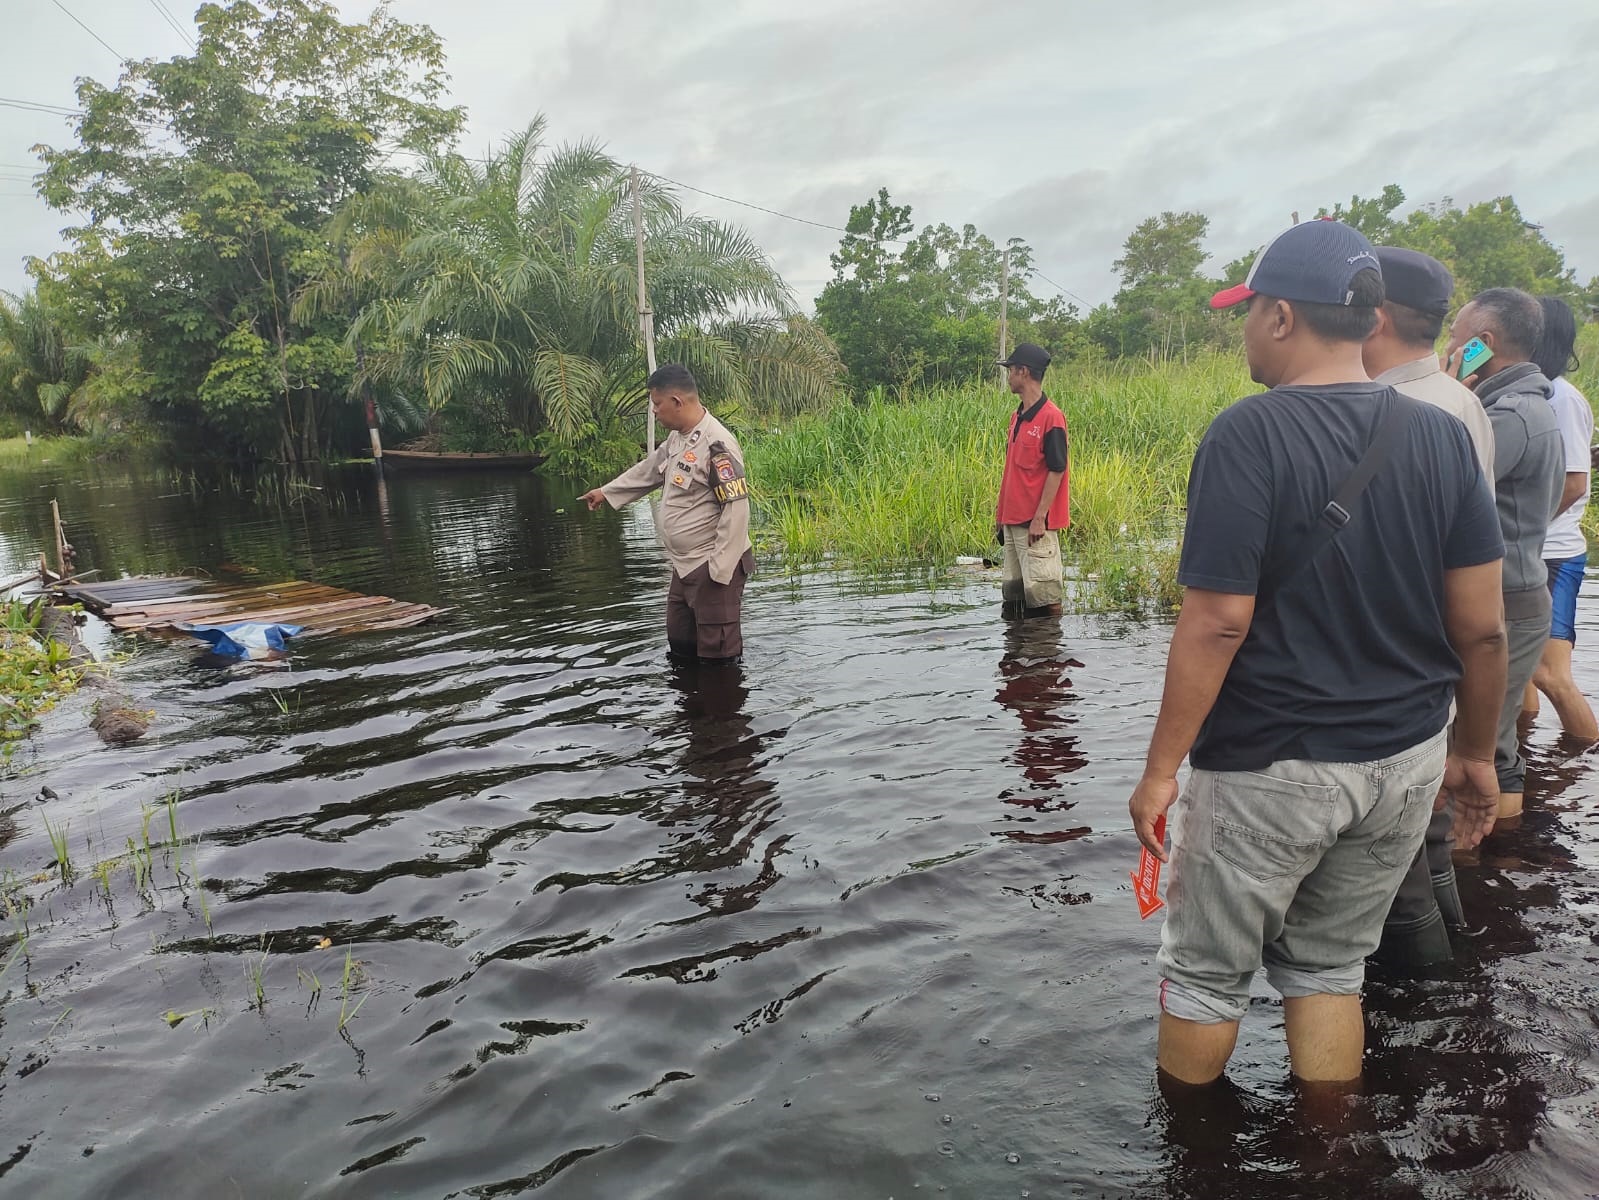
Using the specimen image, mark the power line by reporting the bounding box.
[642,169,897,241]
[642,168,1092,302]
[49,0,128,65]
[0,96,80,117]
[1031,268,1092,310]
[148,0,195,49]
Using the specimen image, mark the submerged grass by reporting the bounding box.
[745,350,1251,611]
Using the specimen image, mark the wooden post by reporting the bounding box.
[357,344,383,471]
[631,166,659,452]
[50,499,68,580]
[998,246,1010,389]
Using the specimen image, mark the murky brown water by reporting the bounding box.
[1,459,1596,1199]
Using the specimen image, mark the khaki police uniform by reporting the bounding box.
[603,411,755,660]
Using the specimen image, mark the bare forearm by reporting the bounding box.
[1033,471,1064,523]
[1451,634,1508,760]
[1143,610,1247,778]
[1555,471,1586,517]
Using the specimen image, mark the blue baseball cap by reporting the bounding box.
[1210,219,1382,310]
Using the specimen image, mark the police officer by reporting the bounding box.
[580,364,755,663]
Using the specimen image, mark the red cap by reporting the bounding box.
[1208,283,1255,310]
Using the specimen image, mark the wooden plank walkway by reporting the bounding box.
[54,576,445,637]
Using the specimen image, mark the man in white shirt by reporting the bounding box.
[1524,296,1597,740]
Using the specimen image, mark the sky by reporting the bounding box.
[2,0,1595,313]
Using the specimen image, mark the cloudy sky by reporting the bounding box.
[2,0,1595,311]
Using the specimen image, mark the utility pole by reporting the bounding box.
[998,246,1010,389]
[631,165,659,452]
[357,343,383,473]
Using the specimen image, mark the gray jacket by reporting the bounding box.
[1476,362,1565,596]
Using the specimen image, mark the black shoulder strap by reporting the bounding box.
[1262,393,1416,601]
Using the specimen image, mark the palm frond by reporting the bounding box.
[530,348,606,440]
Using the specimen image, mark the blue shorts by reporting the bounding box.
[1546,553,1586,643]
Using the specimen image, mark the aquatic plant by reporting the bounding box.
[246,938,271,1011]
[189,838,211,931]
[164,790,179,855]
[0,600,83,757]
[162,1007,216,1028]
[337,950,367,1030]
[42,813,72,882]
[744,350,1249,611]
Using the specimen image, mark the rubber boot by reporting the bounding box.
[1371,912,1453,973]
[1431,869,1466,929]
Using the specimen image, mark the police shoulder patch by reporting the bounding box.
[708,441,748,505]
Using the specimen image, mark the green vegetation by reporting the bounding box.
[337,949,367,1030]
[0,434,111,468]
[301,120,841,474]
[813,188,1080,393]
[750,327,1599,610]
[31,0,463,463]
[0,600,83,761]
[748,351,1251,610]
[0,2,1586,472]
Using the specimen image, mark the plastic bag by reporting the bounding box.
[177,621,303,661]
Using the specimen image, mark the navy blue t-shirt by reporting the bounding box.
[1179,381,1503,772]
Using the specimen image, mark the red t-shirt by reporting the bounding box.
[997,395,1071,528]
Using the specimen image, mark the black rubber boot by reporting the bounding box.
[1432,868,1466,929]
[1371,911,1453,973]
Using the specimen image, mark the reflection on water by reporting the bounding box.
[995,618,1089,845]
[0,458,1595,1199]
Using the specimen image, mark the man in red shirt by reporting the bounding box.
[995,342,1071,618]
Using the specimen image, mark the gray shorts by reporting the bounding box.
[1157,729,1446,1024]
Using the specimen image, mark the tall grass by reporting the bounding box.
[745,350,1251,610]
[0,435,123,468]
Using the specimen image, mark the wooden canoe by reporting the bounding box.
[381,449,546,470]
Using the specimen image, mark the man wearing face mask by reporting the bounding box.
[1442,289,1566,825]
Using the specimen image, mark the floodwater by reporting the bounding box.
[0,457,1596,1200]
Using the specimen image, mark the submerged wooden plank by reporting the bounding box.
[62,573,444,641]
[104,583,329,618]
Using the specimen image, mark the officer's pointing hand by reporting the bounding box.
[579,488,607,511]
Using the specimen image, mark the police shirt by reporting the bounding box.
[602,411,753,584]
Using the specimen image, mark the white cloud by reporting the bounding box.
[2,0,1594,310]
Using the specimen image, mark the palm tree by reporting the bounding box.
[299,117,840,459]
[0,290,94,433]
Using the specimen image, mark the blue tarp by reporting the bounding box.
[176,621,303,661]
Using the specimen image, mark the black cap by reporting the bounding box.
[997,342,1051,374]
[1373,246,1453,318]
[1211,219,1380,309]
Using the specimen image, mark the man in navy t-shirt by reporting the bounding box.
[1127,220,1508,1090]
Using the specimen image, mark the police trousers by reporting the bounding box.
[667,550,755,661]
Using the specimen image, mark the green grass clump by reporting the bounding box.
[1,600,83,758]
[745,350,1250,610]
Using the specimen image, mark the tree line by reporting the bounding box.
[1,1,1592,465]
[814,184,1594,393]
